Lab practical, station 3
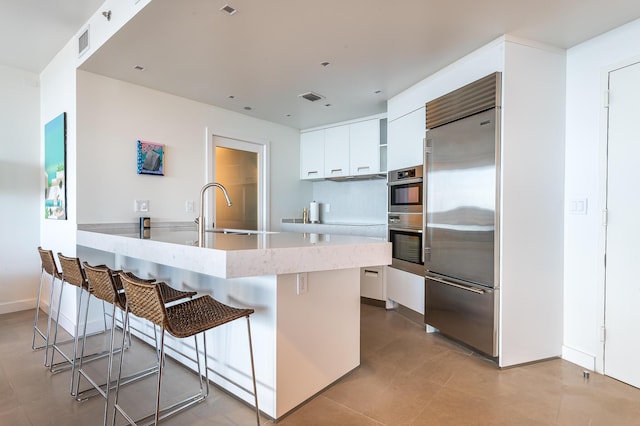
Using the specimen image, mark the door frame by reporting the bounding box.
[598,55,640,374]
[204,129,270,231]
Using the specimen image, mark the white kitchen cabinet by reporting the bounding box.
[360,265,386,301]
[387,107,425,171]
[324,125,350,178]
[300,130,325,180]
[300,114,386,181]
[386,266,424,315]
[349,119,381,176]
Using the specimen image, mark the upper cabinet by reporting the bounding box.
[387,107,425,171]
[300,130,325,180]
[324,125,350,178]
[300,115,387,180]
[349,119,381,176]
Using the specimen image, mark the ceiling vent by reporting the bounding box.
[299,92,324,102]
[78,26,90,57]
[220,4,237,15]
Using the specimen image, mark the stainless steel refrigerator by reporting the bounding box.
[424,73,501,357]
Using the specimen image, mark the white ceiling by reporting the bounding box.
[4,0,640,129]
[0,0,104,72]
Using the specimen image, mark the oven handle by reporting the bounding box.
[387,177,423,186]
[388,227,423,233]
[426,275,489,295]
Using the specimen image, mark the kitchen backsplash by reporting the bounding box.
[311,179,387,224]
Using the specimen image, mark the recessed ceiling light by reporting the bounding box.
[374,90,382,94]
[320,61,331,67]
[133,65,145,71]
[325,103,332,107]
[244,106,252,111]
[285,114,292,117]
[228,95,235,99]
[220,4,237,15]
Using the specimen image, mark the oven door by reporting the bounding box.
[388,178,423,213]
[389,227,424,275]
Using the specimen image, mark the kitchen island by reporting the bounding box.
[76,225,391,420]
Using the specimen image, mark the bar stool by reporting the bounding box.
[77,264,197,425]
[49,253,109,395]
[33,248,62,362]
[113,273,260,425]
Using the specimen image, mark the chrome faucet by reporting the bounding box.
[198,182,232,246]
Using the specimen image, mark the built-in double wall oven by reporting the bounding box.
[388,165,424,276]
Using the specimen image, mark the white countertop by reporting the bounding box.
[77,227,391,279]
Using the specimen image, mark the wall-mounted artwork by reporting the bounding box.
[137,140,164,175]
[44,112,67,220]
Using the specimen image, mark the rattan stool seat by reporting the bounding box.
[165,296,254,339]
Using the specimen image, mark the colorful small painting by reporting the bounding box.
[44,112,67,220]
[137,140,164,175]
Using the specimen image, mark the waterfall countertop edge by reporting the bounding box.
[77,228,391,279]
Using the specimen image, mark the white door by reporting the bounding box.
[604,60,640,388]
[209,135,268,231]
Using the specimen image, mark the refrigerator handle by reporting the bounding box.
[423,137,431,266]
[426,275,488,295]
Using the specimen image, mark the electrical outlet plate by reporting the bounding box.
[186,200,194,213]
[134,199,149,212]
[296,272,308,295]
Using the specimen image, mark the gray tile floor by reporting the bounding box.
[2,304,640,425]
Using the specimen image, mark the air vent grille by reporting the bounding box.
[426,72,501,129]
[78,27,89,57]
[299,92,324,102]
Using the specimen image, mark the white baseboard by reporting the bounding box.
[562,345,596,371]
[0,298,36,315]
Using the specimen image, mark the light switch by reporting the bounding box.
[134,199,149,212]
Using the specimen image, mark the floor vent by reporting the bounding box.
[78,27,90,57]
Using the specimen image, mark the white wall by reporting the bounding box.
[563,18,640,372]
[39,39,84,329]
[76,71,307,230]
[0,65,41,314]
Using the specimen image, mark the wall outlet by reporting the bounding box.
[134,199,149,212]
[324,203,331,213]
[186,200,194,213]
[296,272,308,295]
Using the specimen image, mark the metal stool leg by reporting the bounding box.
[247,317,260,425]
[43,271,58,366]
[70,287,91,395]
[31,269,48,350]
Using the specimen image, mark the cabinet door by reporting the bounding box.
[324,125,350,178]
[387,107,425,171]
[361,266,386,300]
[300,130,325,180]
[349,119,380,176]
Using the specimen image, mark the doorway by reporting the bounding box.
[208,135,268,231]
[604,60,640,388]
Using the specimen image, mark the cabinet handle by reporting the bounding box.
[307,171,319,175]
[363,269,379,277]
[330,168,342,173]
[357,166,370,171]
